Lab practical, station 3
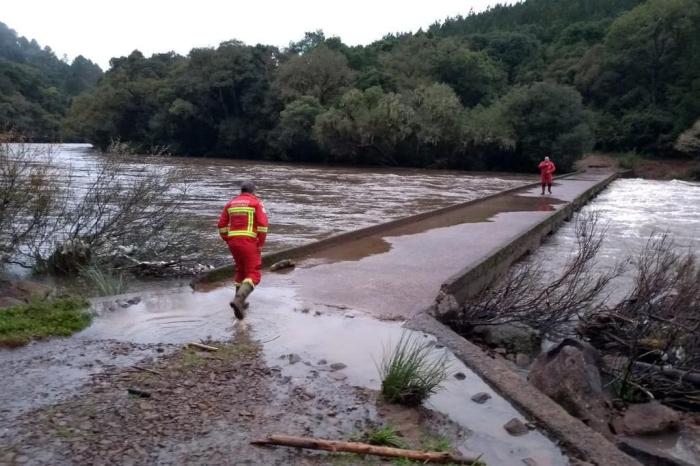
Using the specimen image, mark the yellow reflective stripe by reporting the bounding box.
[227,231,257,238]
[227,206,255,214]
[257,226,268,233]
[227,206,255,234]
[218,227,229,233]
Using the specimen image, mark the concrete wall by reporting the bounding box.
[193,174,575,286]
[433,171,618,315]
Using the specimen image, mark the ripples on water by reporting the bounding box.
[50,144,532,264]
[528,178,700,301]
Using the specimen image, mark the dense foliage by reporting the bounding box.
[0,22,102,139]
[7,0,700,170]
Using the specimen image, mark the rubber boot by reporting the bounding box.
[233,285,250,310]
[230,282,254,320]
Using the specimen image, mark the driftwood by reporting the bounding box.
[251,434,481,464]
[187,342,219,352]
[132,365,162,376]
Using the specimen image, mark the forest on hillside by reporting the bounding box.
[3,0,700,171]
[0,22,102,138]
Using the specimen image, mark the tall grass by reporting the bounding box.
[378,332,450,406]
[366,425,407,449]
[79,265,127,297]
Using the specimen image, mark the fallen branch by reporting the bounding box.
[187,342,219,352]
[251,434,482,464]
[132,365,162,376]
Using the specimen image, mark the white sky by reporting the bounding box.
[2,0,513,70]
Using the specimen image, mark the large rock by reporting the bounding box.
[0,280,53,310]
[472,322,542,354]
[612,402,681,436]
[528,339,612,436]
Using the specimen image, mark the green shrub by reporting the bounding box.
[379,332,450,406]
[0,297,91,347]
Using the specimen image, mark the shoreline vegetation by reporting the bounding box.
[0,297,91,347]
[0,0,698,174]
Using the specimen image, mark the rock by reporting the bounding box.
[269,259,295,272]
[528,339,611,436]
[516,353,532,368]
[618,436,695,466]
[0,296,24,310]
[344,313,355,319]
[472,322,542,354]
[471,392,492,404]
[494,347,507,355]
[330,363,347,371]
[126,297,141,305]
[287,354,302,365]
[0,279,53,309]
[522,458,538,466]
[612,402,681,436]
[504,418,529,436]
[328,372,347,381]
[454,372,466,380]
[316,359,327,365]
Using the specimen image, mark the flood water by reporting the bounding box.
[44,144,532,266]
[527,177,700,301]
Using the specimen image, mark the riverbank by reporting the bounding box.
[577,153,699,180]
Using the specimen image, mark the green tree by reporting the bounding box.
[502,82,594,170]
[272,96,325,161]
[313,87,415,165]
[274,45,356,105]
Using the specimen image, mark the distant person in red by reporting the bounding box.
[218,181,269,319]
[538,156,556,195]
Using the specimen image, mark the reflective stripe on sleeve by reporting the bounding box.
[257,226,268,233]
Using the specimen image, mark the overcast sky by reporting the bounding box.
[3,0,513,70]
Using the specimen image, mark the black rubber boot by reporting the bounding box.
[230,282,254,319]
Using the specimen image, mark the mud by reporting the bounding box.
[0,331,470,466]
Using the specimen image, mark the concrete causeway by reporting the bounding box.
[201,169,618,320]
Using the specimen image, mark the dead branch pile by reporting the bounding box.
[579,235,700,409]
[443,212,621,337]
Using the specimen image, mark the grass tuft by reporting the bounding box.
[79,265,127,297]
[367,425,407,449]
[378,332,450,406]
[0,297,91,347]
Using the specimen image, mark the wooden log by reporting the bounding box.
[250,434,481,464]
[187,342,219,352]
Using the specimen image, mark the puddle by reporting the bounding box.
[80,285,567,465]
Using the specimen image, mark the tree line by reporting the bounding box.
[0,22,102,139]
[4,0,700,172]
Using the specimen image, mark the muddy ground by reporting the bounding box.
[0,329,469,466]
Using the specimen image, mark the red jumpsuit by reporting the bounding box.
[218,193,269,287]
[539,160,556,185]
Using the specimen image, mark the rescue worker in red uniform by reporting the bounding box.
[538,156,556,195]
[218,181,269,319]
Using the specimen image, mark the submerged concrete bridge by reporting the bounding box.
[196,169,618,320]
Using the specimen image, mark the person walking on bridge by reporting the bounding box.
[218,181,269,319]
[538,156,556,195]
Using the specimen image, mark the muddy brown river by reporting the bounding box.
[45,144,533,266]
